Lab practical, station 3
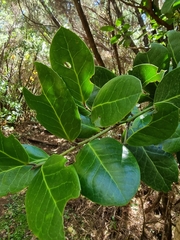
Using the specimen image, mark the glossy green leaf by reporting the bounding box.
[86,85,100,108]
[127,145,178,192]
[129,64,165,87]
[161,0,179,14]
[26,155,80,240]
[50,27,94,103]
[0,166,38,197]
[0,131,29,171]
[133,43,170,71]
[154,67,180,108]
[127,102,179,146]
[91,66,116,88]
[174,0,180,9]
[129,111,153,132]
[78,115,100,138]
[161,123,180,153]
[0,132,37,197]
[91,75,142,127]
[23,62,81,141]
[74,138,140,206]
[167,30,180,67]
[23,144,49,163]
[100,25,115,31]
[75,99,91,116]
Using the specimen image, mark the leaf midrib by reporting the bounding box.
[93,92,140,109]
[42,89,70,141]
[88,143,127,202]
[65,33,85,102]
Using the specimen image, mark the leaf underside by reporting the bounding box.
[127,145,178,192]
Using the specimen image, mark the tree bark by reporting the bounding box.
[73,0,105,67]
[135,8,149,48]
[120,0,173,30]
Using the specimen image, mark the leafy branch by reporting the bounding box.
[0,26,180,240]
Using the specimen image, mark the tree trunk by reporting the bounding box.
[73,0,105,67]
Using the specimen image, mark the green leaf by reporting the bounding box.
[161,0,177,14]
[133,43,170,71]
[129,64,165,87]
[127,145,178,192]
[0,131,29,171]
[0,133,37,197]
[173,0,180,9]
[129,111,153,131]
[86,85,100,108]
[23,62,81,141]
[0,166,38,197]
[78,115,100,138]
[26,155,80,240]
[74,138,140,206]
[91,66,116,88]
[123,38,131,48]
[75,99,91,116]
[122,23,130,31]
[127,102,179,146]
[23,144,49,163]
[161,123,180,153]
[115,17,124,27]
[110,34,121,44]
[167,30,180,67]
[100,25,115,31]
[91,75,142,127]
[154,67,180,108]
[50,27,94,103]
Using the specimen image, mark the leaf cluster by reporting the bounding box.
[1,27,180,239]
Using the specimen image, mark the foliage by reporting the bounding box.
[0,24,180,239]
[0,2,49,125]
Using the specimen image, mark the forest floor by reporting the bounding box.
[0,120,180,240]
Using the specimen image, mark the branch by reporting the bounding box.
[135,8,149,48]
[73,0,105,67]
[17,0,54,28]
[120,0,173,30]
[110,0,139,54]
[39,0,60,28]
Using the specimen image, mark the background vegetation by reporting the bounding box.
[1,0,179,124]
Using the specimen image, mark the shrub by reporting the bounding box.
[0,27,180,239]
